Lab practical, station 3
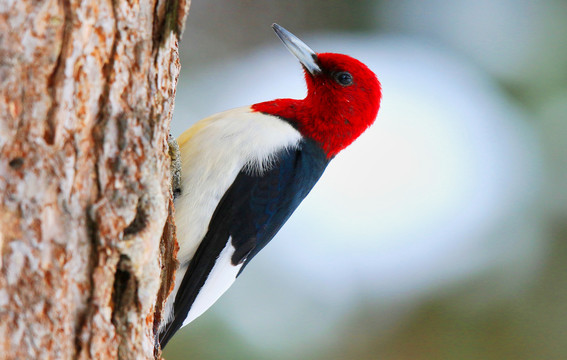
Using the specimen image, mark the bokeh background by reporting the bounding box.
[165,1,567,359]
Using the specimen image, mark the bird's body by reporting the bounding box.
[165,106,328,327]
[159,24,381,347]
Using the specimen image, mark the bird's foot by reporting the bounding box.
[168,134,182,199]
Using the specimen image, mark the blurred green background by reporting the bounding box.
[165,1,567,359]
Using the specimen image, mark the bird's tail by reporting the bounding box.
[158,318,181,349]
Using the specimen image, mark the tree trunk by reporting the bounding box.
[0,0,189,358]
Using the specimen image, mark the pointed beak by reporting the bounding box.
[272,23,322,76]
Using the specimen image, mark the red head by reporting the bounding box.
[252,24,382,158]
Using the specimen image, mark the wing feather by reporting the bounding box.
[159,138,329,347]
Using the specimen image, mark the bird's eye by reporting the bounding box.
[335,71,353,86]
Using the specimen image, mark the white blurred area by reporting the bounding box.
[165,1,567,359]
[379,0,567,89]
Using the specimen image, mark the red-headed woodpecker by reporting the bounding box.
[159,23,382,347]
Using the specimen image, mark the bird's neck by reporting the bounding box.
[252,97,360,158]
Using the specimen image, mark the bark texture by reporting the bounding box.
[0,0,189,358]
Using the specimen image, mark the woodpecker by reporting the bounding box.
[159,23,381,347]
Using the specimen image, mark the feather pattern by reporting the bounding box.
[159,137,329,347]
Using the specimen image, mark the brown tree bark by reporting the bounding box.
[0,0,189,358]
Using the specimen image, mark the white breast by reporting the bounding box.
[162,106,302,326]
[175,106,302,265]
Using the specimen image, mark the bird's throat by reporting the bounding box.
[252,98,359,158]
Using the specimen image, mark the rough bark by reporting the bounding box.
[0,0,189,358]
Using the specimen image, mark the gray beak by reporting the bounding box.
[272,23,322,76]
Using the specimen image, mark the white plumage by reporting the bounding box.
[162,106,302,328]
[181,238,242,326]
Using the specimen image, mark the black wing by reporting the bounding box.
[159,138,329,347]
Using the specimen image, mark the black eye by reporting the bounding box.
[335,71,353,86]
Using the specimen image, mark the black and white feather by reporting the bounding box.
[159,107,329,347]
